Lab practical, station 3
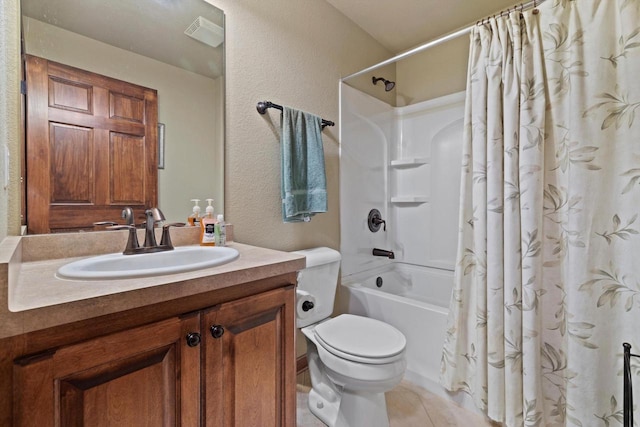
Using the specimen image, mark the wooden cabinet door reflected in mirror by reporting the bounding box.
[25,55,158,233]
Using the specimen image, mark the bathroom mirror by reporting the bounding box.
[20,0,224,231]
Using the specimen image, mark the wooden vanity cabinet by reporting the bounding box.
[11,285,295,427]
[203,285,295,427]
[14,314,201,426]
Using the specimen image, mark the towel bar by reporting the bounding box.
[256,101,335,128]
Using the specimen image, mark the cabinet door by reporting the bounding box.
[202,286,295,427]
[13,314,201,427]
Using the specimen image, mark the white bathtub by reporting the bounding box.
[339,262,477,411]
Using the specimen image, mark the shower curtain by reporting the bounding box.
[441,1,640,425]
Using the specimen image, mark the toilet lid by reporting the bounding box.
[314,314,406,361]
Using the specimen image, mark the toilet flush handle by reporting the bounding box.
[302,301,314,312]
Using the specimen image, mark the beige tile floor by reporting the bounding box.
[296,371,500,427]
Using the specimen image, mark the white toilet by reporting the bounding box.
[294,247,406,427]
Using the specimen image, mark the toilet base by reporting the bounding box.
[308,388,339,426]
[308,387,390,427]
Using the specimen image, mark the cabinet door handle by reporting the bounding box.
[186,332,202,347]
[210,324,225,339]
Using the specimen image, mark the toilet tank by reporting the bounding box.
[292,247,341,328]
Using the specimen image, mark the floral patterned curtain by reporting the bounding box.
[440,1,640,425]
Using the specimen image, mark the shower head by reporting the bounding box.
[372,76,395,91]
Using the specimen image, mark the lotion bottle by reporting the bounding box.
[204,198,215,219]
[188,199,201,226]
[200,217,216,246]
[200,199,217,246]
[200,216,216,246]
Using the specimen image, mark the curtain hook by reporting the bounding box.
[533,0,540,14]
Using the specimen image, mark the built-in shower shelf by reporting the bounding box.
[390,157,430,168]
[390,196,429,204]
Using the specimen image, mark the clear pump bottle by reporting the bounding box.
[214,214,226,247]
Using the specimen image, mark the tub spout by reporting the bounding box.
[372,248,395,259]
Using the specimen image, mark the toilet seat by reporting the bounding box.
[313,314,406,364]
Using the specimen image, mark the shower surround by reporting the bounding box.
[339,83,469,407]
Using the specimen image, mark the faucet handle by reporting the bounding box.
[106,225,135,231]
[107,221,133,230]
[373,217,387,232]
[107,225,141,254]
[368,209,387,232]
[163,222,186,228]
[160,222,186,249]
[94,221,119,227]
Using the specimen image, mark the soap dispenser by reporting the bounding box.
[200,198,217,246]
[188,199,201,226]
[204,199,215,220]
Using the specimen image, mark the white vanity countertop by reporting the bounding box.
[0,229,306,339]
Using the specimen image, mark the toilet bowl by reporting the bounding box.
[293,248,407,427]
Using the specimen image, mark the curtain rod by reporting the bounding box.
[342,0,547,81]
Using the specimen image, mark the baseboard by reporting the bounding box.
[296,355,308,374]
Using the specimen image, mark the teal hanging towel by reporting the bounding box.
[281,106,327,223]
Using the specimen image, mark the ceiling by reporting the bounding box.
[22,0,526,76]
[21,0,224,79]
[326,0,522,53]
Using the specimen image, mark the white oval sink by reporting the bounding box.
[57,246,239,280]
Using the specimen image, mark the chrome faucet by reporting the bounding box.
[372,248,395,259]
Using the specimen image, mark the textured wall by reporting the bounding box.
[207,0,392,251]
[395,35,469,106]
[0,0,22,240]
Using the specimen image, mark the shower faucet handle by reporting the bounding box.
[368,209,386,232]
[373,217,386,231]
